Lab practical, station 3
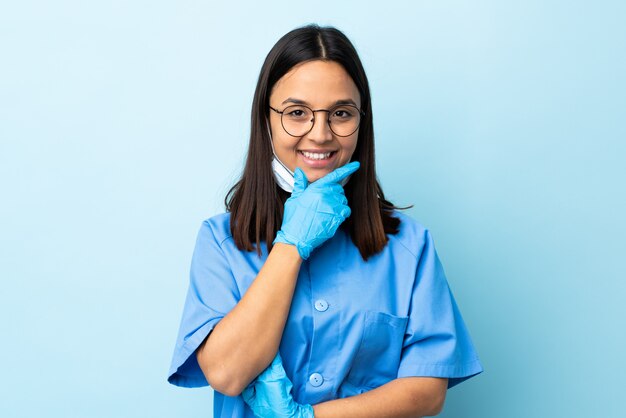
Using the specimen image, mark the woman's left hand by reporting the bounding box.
[242,353,314,418]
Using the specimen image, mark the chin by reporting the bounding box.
[305,167,335,182]
[301,171,321,183]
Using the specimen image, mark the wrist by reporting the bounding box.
[272,241,305,262]
[274,231,312,260]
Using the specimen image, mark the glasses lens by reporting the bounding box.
[281,105,313,136]
[329,105,360,137]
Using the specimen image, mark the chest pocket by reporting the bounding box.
[344,310,409,391]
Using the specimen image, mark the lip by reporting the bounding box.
[297,150,338,169]
[297,149,338,153]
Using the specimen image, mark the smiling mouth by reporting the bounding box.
[298,150,337,160]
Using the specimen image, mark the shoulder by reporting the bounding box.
[198,212,233,246]
[387,210,432,259]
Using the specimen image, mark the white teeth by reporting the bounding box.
[301,151,332,160]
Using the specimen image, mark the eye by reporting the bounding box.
[283,105,311,120]
[332,106,356,119]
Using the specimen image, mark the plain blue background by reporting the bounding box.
[1,1,625,417]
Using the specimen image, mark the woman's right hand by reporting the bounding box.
[274,161,360,260]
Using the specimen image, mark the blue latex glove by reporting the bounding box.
[274,161,360,259]
[242,353,314,418]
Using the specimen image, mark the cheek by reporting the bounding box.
[271,126,299,153]
[340,142,358,163]
[275,138,300,155]
[272,135,301,171]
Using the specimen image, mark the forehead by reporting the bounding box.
[270,60,361,107]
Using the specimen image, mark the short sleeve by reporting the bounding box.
[167,220,240,388]
[396,229,484,389]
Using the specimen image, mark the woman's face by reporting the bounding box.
[268,60,361,184]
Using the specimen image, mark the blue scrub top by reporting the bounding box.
[168,211,483,418]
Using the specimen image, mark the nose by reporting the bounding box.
[307,110,333,143]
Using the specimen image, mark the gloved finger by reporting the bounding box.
[242,385,255,404]
[320,182,346,195]
[322,192,348,207]
[315,161,360,186]
[292,168,309,195]
[250,354,283,384]
[270,352,283,368]
[267,353,288,379]
[339,205,351,219]
[322,188,348,205]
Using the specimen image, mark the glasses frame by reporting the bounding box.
[269,104,365,138]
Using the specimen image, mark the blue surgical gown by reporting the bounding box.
[168,211,483,417]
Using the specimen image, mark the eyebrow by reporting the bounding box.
[281,97,358,107]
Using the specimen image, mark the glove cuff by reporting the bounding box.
[274,230,312,260]
[301,403,315,418]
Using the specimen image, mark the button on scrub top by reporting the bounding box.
[167,211,483,418]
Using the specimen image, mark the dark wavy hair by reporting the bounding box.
[225,24,408,261]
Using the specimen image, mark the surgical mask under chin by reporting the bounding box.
[268,127,352,193]
[272,156,296,193]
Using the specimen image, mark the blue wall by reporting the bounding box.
[1,1,624,417]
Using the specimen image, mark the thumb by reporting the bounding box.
[292,168,309,195]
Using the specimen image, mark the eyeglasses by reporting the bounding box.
[269,104,365,137]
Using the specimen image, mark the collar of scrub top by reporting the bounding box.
[266,122,352,193]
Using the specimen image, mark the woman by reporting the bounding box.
[168,24,483,417]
